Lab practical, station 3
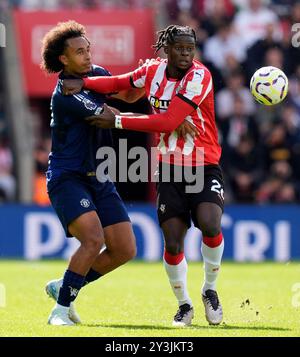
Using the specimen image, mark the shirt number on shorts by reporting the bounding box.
[211,179,224,200]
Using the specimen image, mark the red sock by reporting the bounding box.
[203,233,223,248]
[164,250,184,265]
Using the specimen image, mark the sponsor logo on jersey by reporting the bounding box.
[150,96,170,110]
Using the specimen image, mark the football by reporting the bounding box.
[250,66,288,105]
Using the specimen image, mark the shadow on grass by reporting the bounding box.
[192,324,291,331]
[84,324,174,330]
[84,323,291,332]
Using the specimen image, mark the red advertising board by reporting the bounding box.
[13,10,155,97]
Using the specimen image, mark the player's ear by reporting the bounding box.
[59,54,68,66]
[163,46,168,55]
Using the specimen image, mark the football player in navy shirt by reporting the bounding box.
[41,21,142,325]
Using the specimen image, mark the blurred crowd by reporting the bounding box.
[165,0,300,204]
[1,0,300,205]
[1,0,155,11]
[0,54,15,203]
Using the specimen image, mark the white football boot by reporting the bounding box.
[45,279,81,324]
[202,289,223,325]
[172,303,194,327]
[48,305,75,326]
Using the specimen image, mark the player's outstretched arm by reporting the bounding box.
[85,96,196,133]
[112,87,145,103]
[63,73,142,102]
[63,73,133,96]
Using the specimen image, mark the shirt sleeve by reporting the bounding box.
[131,64,147,88]
[177,68,213,109]
[131,58,156,88]
[119,95,195,133]
[57,92,103,119]
[92,65,112,77]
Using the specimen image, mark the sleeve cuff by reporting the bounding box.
[115,115,123,129]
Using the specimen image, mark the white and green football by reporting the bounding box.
[250,66,288,106]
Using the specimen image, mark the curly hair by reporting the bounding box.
[41,20,88,73]
[153,25,196,53]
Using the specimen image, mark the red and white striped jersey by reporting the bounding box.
[132,58,221,166]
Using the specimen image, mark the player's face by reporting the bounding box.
[60,36,92,76]
[165,35,196,77]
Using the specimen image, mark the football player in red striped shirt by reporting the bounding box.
[63,25,224,326]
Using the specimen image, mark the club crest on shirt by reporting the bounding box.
[186,81,203,94]
[185,70,205,94]
[83,98,97,111]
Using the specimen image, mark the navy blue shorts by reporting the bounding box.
[47,173,130,237]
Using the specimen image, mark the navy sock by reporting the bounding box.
[57,270,85,307]
[84,268,102,286]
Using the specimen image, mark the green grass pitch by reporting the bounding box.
[0,260,299,337]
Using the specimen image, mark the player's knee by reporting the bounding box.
[197,215,221,237]
[201,223,221,238]
[83,235,103,254]
[130,244,137,259]
[122,243,137,262]
[164,241,182,256]
[122,239,137,263]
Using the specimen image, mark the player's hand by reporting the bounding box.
[176,120,200,140]
[109,106,121,115]
[85,103,116,129]
[62,79,84,95]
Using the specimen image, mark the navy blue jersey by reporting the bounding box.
[47,65,113,182]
